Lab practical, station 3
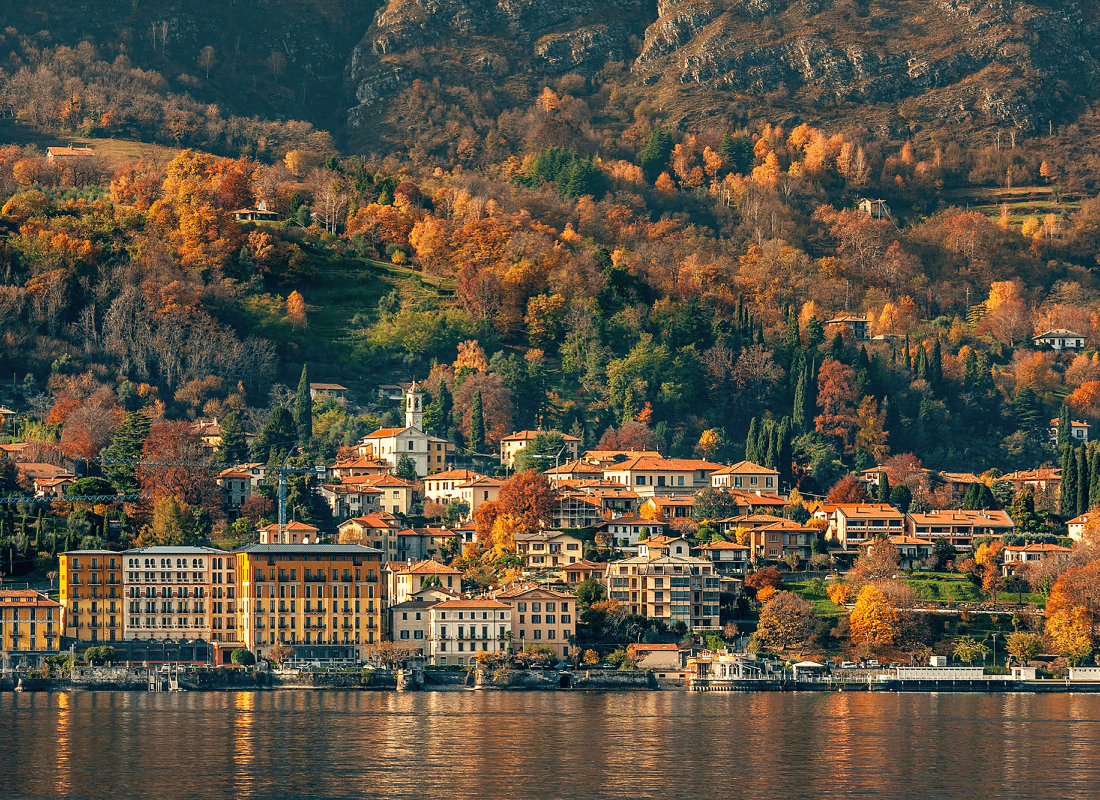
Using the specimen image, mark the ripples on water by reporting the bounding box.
[3,690,1100,799]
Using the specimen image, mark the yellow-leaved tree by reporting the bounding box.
[287,290,307,329]
[848,584,900,649]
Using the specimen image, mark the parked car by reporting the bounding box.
[867,659,880,668]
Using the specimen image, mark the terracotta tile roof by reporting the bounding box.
[711,460,779,475]
[1004,543,1071,553]
[340,514,399,529]
[259,520,319,533]
[310,383,348,391]
[424,469,485,482]
[395,559,462,575]
[699,540,750,550]
[0,589,61,608]
[363,427,413,438]
[501,429,581,442]
[581,450,663,461]
[606,456,724,472]
[433,599,509,609]
[907,509,1013,526]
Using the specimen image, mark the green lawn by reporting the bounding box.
[901,573,1046,607]
[786,579,846,617]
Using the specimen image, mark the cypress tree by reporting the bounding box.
[792,368,808,432]
[777,417,793,487]
[962,483,978,510]
[929,339,943,389]
[785,307,800,350]
[765,428,779,470]
[1090,445,1100,510]
[806,317,825,349]
[756,319,765,345]
[915,344,928,380]
[1061,445,1078,517]
[1079,447,1090,517]
[469,389,485,453]
[746,417,759,463]
[1058,403,1072,450]
[903,333,912,372]
[294,364,313,444]
[876,471,891,502]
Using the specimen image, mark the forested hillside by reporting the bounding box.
[2,1,1100,519]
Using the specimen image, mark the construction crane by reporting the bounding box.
[273,447,326,540]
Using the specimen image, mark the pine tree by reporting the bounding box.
[640,127,672,178]
[102,410,151,495]
[963,348,979,388]
[1078,446,1090,517]
[424,382,452,435]
[294,364,313,445]
[746,417,759,463]
[806,317,825,349]
[1061,445,1078,517]
[469,389,485,453]
[215,412,248,464]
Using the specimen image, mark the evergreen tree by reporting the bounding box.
[469,389,485,453]
[915,344,928,380]
[929,339,942,389]
[1090,446,1100,510]
[784,306,800,351]
[1078,446,1090,517]
[746,417,759,463]
[424,382,452,435]
[1061,445,1078,517]
[963,348,979,388]
[294,365,313,445]
[215,412,248,465]
[251,406,297,463]
[792,368,808,432]
[765,424,779,470]
[639,128,673,178]
[1058,403,1072,450]
[876,472,891,502]
[806,316,825,349]
[394,453,417,482]
[756,319,765,345]
[962,483,979,510]
[777,417,793,487]
[102,411,151,495]
[903,333,912,372]
[890,484,913,513]
[1013,387,1042,440]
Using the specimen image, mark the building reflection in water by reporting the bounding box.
[233,690,256,797]
[53,691,72,797]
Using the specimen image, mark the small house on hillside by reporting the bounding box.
[232,200,279,221]
[825,315,869,341]
[46,145,94,161]
[858,198,891,219]
[310,383,349,405]
[1033,329,1085,352]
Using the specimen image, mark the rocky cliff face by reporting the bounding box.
[345,0,1100,138]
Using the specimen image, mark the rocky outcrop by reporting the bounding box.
[630,0,1100,129]
[344,0,1100,136]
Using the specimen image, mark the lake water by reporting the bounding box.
[3,690,1100,799]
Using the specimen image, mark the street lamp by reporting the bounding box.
[991,632,998,669]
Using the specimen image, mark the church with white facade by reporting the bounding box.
[356,383,455,476]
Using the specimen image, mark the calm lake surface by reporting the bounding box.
[3,690,1100,799]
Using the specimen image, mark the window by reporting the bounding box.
[734,477,742,488]
[765,477,774,488]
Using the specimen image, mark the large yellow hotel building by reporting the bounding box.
[234,543,384,661]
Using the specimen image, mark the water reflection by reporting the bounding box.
[5,691,1100,798]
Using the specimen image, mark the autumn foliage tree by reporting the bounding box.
[752,591,817,655]
[815,359,860,453]
[138,421,219,510]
